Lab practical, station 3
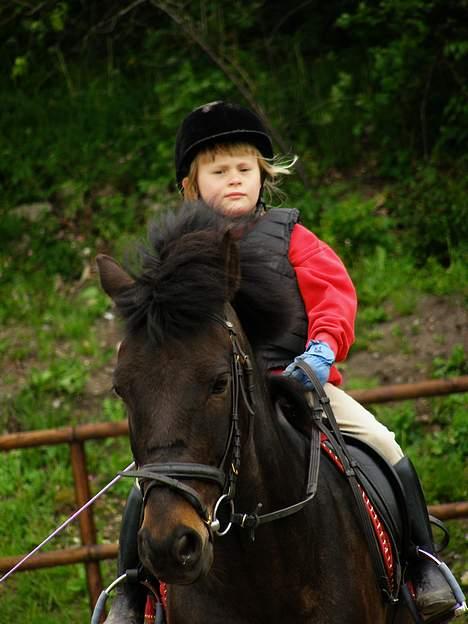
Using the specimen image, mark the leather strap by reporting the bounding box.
[121,463,226,523]
[230,382,322,534]
[122,463,225,488]
[294,361,400,600]
[428,514,450,553]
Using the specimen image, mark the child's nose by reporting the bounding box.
[228,172,242,184]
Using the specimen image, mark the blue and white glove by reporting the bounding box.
[283,340,335,388]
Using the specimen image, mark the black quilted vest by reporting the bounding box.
[243,208,308,370]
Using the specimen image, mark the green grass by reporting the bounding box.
[0,568,90,623]
[0,267,131,622]
[0,403,131,623]
[358,343,468,580]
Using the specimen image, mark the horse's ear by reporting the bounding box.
[222,233,240,301]
[96,254,135,301]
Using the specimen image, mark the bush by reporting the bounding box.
[387,164,468,265]
[319,192,393,267]
[336,0,468,173]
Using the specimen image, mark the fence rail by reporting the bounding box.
[1,375,467,612]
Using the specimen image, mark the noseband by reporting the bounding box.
[120,313,256,538]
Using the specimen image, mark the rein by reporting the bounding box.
[293,360,402,601]
[120,313,323,541]
[229,383,322,537]
[121,314,254,536]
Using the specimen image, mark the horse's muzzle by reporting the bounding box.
[138,493,214,584]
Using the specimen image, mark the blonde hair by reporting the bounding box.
[182,143,297,205]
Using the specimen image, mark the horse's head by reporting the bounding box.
[96,203,291,584]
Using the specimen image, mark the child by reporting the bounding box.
[108,101,465,624]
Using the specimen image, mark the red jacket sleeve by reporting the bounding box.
[288,224,357,382]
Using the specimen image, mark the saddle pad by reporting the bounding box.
[144,582,167,623]
[320,434,405,589]
[342,434,407,549]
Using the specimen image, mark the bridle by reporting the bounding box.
[120,312,323,541]
[120,313,256,538]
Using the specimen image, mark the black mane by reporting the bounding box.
[114,201,292,349]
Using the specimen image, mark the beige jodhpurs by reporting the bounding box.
[321,383,404,466]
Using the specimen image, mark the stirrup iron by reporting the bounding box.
[417,548,467,618]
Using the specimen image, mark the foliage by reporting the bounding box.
[386,164,468,265]
[2,0,467,268]
[377,394,467,504]
[0,2,467,620]
[335,0,468,170]
[319,193,393,267]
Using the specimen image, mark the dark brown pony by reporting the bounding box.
[97,203,412,624]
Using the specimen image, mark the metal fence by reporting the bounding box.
[1,376,467,612]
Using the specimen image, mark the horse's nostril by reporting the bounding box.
[173,528,202,566]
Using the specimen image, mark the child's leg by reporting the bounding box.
[323,382,404,465]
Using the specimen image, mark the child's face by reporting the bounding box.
[193,152,261,217]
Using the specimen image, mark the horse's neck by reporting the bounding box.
[239,397,308,511]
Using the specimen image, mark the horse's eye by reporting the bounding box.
[211,374,229,395]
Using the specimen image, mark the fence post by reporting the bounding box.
[70,440,104,616]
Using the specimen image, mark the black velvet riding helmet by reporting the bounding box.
[174,101,274,186]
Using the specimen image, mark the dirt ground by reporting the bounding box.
[343,294,467,388]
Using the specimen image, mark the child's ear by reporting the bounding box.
[181,177,189,191]
[181,176,199,201]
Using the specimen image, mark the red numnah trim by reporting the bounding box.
[144,596,155,622]
[144,583,168,622]
[160,582,168,609]
[320,437,395,589]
